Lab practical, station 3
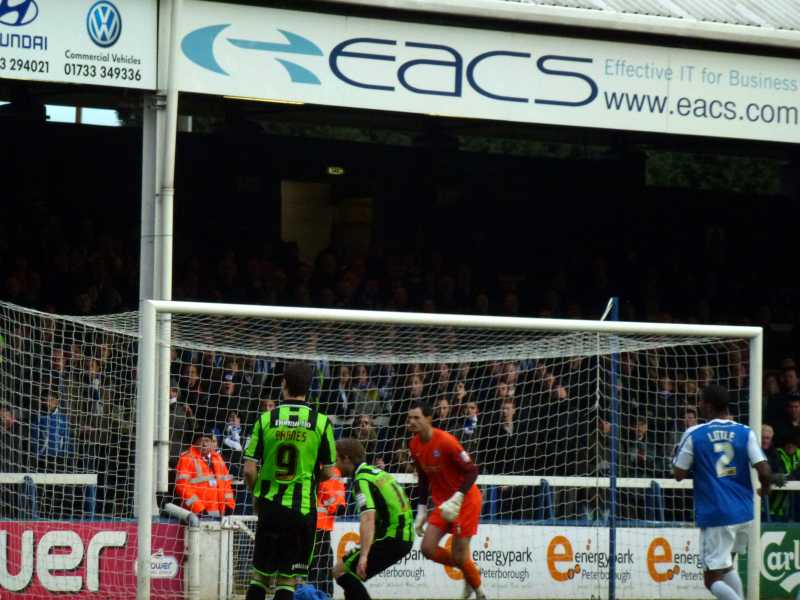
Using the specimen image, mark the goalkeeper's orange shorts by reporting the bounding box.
[429,487,482,537]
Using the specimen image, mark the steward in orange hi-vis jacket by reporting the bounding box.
[175,431,235,518]
[309,466,346,596]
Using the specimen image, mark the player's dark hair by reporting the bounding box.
[701,384,729,413]
[409,399,432,418]
[283,361,313,398]
[336,438,366,465]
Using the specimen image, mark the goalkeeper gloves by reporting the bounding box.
[439,491,464,522]
[414,505,428,537]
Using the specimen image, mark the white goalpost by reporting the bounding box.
[0,299,767,600]
[136,299,764,600]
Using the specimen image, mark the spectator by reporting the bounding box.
[459,399,481,457]
[46,345,72,414]
[781,365,800,396]
[432,396,457,434]
[774,397,800,447]
[651,376,679,449]
[199,349,219,382]
[175,430,235,518]
[765,373,781,398]
[205,371,241,437]
[180,363,207,422]
[487,380,512,421]
[0,406,28,517]
[453,362,470,383]
[168,385,195,471]
[481,398,533,518]
[594,418,613,477]
[452,380,469,410]
[768,431,800,521]
[667,407,698,456]
[482,398,531,473]
[30,389,73,518]
[370,363,395,428]
[351,365,385,422]
[238,356,264,411]
[348,414,379,463]
[72,360,116,503]
[764,373,782,422]
[0,405,26,469]
[258,397,276,414]
[323,365,356,432]
[762,423,777,466]
[384,445,415,474]
[530,367,573,475]
[623,415,657,477]
[308,357,331,411]
[309,465,346,597]
[765,367,800,425]
[429,363,454,398]
[221,411,243,462]
[31,389,72,469]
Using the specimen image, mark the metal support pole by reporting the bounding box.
[608,297,620,600]
[156,0,183,494]
[137,95,162,511]
[136,301,157,600]
[748,332,764,600]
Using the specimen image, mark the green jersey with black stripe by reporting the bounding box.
[244,403,336,515]
[353,463,414,542]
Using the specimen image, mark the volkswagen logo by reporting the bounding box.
[0,0,39,27]
[87,0,121,48]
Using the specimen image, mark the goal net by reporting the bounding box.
[0,299,761,600]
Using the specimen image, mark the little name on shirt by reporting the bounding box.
[707,430,735,443]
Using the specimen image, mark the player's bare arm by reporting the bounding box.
[357,509,376,579]
[672,466,689,482]
[755,460,772,497]
[243,458,258,492]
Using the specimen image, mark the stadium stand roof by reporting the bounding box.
[316,0,800,50]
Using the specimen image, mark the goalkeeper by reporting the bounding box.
[407,401,486,600]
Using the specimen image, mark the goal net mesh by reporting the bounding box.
[0,300,751,599]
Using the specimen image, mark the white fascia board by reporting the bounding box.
[313,0,800,51]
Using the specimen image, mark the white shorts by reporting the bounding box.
[700,521,751,571]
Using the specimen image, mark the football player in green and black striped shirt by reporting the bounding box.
[243,362,337,600]
[333,438,413,600]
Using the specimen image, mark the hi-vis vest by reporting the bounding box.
[175,446,235,517]
[770,448,800,518]
[316,466,345,531]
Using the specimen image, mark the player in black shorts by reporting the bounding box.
[243,362,337,600]
[333,438,414,600]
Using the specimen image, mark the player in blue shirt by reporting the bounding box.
[673,384,772,600]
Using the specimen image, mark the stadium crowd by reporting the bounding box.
[1,214,800,523]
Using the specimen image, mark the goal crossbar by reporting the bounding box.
[143,300,763,338]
